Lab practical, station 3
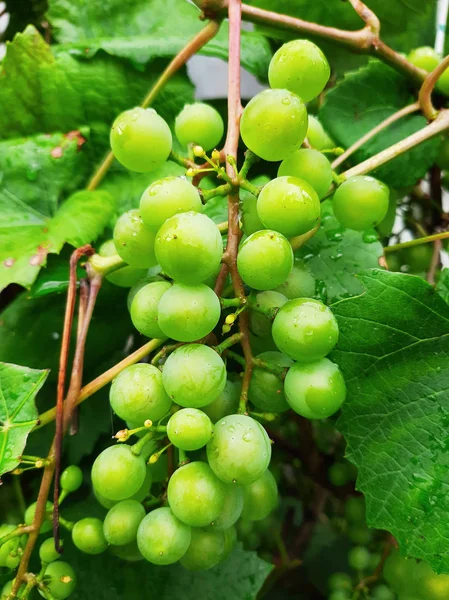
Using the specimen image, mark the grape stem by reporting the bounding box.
[89,252,127,277]
[239,3,426,83]
[131,431,156,456]
[86,19,221,191]
[331,102,420,169]
[214,332,244,354]
[0,525,34,547]
[251,357,288,379]
[384,229,449,253]
[352,534,395,596]
[220,297,245,308]
[418,54,449,121]
[290,225,320,251]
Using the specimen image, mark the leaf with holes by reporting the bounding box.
[332,269,449,572]
[0,362,49,477]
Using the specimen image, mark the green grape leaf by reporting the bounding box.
[332,269,449,573]
[0,362,49,476]
[203,195,228,225]
[295,200,383,304]
[46,0,272,79]
[0,189,114,291]
[436,268,449,305]
[0,26,194,145]
[320,61,441,188]
[0,130,89,217]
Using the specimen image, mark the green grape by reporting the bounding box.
[249,351,293,413]
[241,470,278,521]
[345,496,366,523]
[249,291,288,339]
[158,283,221,342]
[348,546,371,571]
[140,176,203,232]
[240,89,308,162]
[268,40,330,103]
[126,269,163,310]
[237,230,294,291]
[328,462,352,487]
[41,561,76,600]
[155,212,222,284]
[113,209,157,268]
[256,176,320,238]
[407,46,440,72]
[103,500,146,546]
[1,580,25,598]
[439,67,449,95]
[167,462,226,527]
[328,572,352,592]
[72,518,108,555]
[167,408,213,451]
[307,115,335,150]
[180,527,226,571]
[241,175,270,236]
[98,240,147,288]
[284,358,346,419]
[437,137,449,170]
[372,584,395,600]
[272,298,339,361]
[328,592,351,600]
[211,484,244,530]
[202,380,240,423]
[347,524,373,546]
[110,107,172,173]
[274,258,315,298]
[130,281,172,338]
[39,538,62,563]
[377,189,398,238]
[110,363,172,423]
[278,149,333,199]
[137,507,191,565]
[25,501,53,534]
[422,570,449,600]
[91,445,147,501]
[401,244,433,273]
[333,176,389,231]
[110,540,144,562]
[222,525,237,559]
[207,414,271,484]
[162,344,226,408]
[95,465,153,509]
[0,525,18,567]
[60,465,83,493]
[175,103,224,151]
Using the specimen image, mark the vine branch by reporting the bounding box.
[419,54,449,121]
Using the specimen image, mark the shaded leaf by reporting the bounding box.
[333,270,449,573]
[0,362,48,476]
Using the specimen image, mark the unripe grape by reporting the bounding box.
[307,115,335,150]
[155,212,223,284]
[249,351,292,413]
[175,103,224,151]
[241,175,270,236]
[348,546,371,571]
[333,176,389,231]
[162,344,226,408]
[371,584,395,600]
[91,445,147,502]
[240,89,308,161]
[158,283,221,342]
[113,209,157,268]
[110,540,144,562]
[168,462,226,527]
[167,408,213,451]
[328,572,352,592]
[284,358,346,419]
[103,500,146,546]
[272,298,339,361]
[207,414,272,484]
[39,538,62,563]
[278,149,333,199]
[274,259,316,299]
[60,465,83,493]
[1,580,26,599]
[241,470,278,521]
[130,281,172,338]
[328,591,351,600]
[25,501,53,534]
[140,177,203,232]
[99,240,147,288]
[0,525,19,567]
[40,561,76,600]
[72,518,108,555]
[180,527,226,571]
[137,507,191,565]
[237,230,293,291]
[110,107,172,172]
[110,363,172,423]
[407,46,440,72]
[211,484,244,530]
[269,40,330,103]
[202,380,240,423]
[345,497,366,523]
[249,291,287,339]
[257,176,320,237]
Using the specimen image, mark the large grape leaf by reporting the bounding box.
[0,130,89,216]
[295,201,383,304]
[0,362,49,477]
[332,269,449,573]
[320,61,440,188]
[46,0,272,79]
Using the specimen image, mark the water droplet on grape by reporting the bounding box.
[281,97,291,106]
